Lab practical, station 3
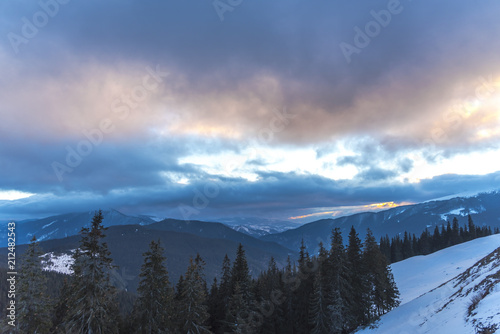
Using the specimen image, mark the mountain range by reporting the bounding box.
[262,190,500,252]
[0,220,294,293]
[2,189,500,295]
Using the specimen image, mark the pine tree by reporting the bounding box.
[281,256,296,334]
[64,210,118,334]
[364,229,400,319]
[326,227,352,333]
[226,244,259,333]
[210,255,232,334]
[52,277,71,332]
[347,226,368,328]
[308,242,332,334]
[402,231,413,259]
[256,257,285,334]
[177,254,211,334]
[230,244,251,296]
[207,278,219,333]
[17,236,52,333]
[468,215,476,240]
[133,239,174,333]
[175,275,185,301]
[451,217,461,245]
[292,239,314,333]
[432,225,441,252]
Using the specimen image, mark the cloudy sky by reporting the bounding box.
[1,0,500,222]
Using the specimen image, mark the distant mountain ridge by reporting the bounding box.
[261,190,500,252]
[0,209,155,246]
[4,189,500,253]
[0,222,294,293]
[216,216,301,237]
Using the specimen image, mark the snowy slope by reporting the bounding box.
[392,234,500,305]
[357,235,500,334]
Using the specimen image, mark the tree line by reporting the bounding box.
[4,210,400,333]
[379,215,500,263]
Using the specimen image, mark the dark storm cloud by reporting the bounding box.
[2,170,500,221]
[1,0,500,220]
[0,135,208,194]
[1,0,499,154]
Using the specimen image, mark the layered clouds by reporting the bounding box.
[1,0,500,221]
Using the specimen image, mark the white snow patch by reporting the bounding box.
[38,228,59,241]
[42,220,57,229]
[357,235,500,334]
[42,250,75,275]
[392,234,500,305]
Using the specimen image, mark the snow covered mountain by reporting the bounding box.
[357,234,500,333]
[217,217,302,237]
[262,190,500,252]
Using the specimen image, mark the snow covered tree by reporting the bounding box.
[17,236,52,333]
[177,254,212,334]
[64,210,118,334]
[133,239,174,333]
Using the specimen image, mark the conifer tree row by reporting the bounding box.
[12,211,407,334]
[379,215,499,263]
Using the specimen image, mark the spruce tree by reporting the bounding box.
[309,243,332,334]
[207,278,219,333]
[211,255,232,334]
[347,226,368,328]
[468,215,476,240]
[364,229,400,319]
[327,227,353,333]
[177,254,211,334]
[17,236,52,333]
[292,239,314,333]
[257,257,285,334]
[281,256,296,334]
[52,277,71,332]
[226,244,259,333]
[133,239,174,333]
[64,210,118,334]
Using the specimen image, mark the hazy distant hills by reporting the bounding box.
[2,190,500,290]
[216,217,302,237]
[0,209,155,246]
[261,191,500,252]
[147,219,292,256]
[0,222,294,293]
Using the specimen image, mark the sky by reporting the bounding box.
[1,0,500,222]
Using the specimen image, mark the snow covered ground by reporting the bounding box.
[392,234,500,305]
[41,250,75,275]
[357,234,500,333]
